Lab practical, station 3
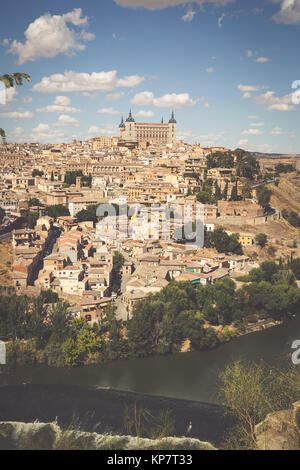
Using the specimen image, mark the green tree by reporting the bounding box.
[63,318,104,366]
[64,171,83,186]
[48,301,71,344]
[76,205,97,223]
[255,233,268,248]
[291,258,300,280]
[256,186,271,210]
[234,149,259,180]
[28,197,42,207]
[196,190,212,204]
[46,204,70,219]
[230,183,239,201]
[32,169,44,177]
[113,251,125,273]
[27,211,39,229]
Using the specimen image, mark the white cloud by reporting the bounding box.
[97,108,121,115]
[195,131,227,146]
[238,84,268,92]
[31,123,67,143]
[248,115,258,119]
[241,128,263,135]
[114,0,235,10]
[247,50,254,57]
[105,92,124,101]
[238,139,248,146]
[117,75,145,88]
[238,84,269,100]
[182,8,196,22]
[131,91,201,108]
[272,0,300,25]
[255,57,269,63]
[33,123,51,133]
[33,70,145,93]
[5,8,95,64]
[11,127,25,136]
[54,96,71,106]
[8,127,26,140]
[206,67,214,73]
[56,114,80,127]
[82,92,98,99]
[205,103,211,108]
[36,95,82,113]
[250,122,265,127]
[136,110,155,117]
[254,90,295,111]
[88,124,117,136]
[0,110,33,119]
[270,126,295,136]
[4,87,18,103]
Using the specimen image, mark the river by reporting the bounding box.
[0,315,299,445]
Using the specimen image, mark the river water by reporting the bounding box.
[0,316,299,445]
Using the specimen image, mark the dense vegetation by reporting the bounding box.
[204,227,243,254]
[256,185,271,209]
[64,171,92,188]
[1,258,299,367]
[206,149,260,181]
[282,209,300,227]
[275,163,295,174]
[46,204,70,219]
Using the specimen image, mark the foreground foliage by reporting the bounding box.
[218,360,300,449]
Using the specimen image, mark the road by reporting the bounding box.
[251,178,279,189]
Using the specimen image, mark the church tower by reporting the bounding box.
[168,111,177,145]
[119,116,125,139]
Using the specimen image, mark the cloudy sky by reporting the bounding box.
[0,0,300,152]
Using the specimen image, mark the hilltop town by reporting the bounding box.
[0,111,300,332]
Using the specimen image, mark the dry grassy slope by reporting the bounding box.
[0,240,13,286]
[269,174,300,213]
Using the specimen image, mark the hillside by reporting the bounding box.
[269,173,300,214]
[0,240,13,286]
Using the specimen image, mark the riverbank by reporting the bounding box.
[2,315,289,370]
[1,313,298,405]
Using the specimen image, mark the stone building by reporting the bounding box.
[119,110,177,146]
[217,200,264,217]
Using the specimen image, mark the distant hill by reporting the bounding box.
[251,152,300,159]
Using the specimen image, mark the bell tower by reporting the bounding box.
[168,111,177,145]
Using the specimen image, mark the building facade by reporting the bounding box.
[119,110,177,145]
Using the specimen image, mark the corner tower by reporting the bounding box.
[124,110,137,141]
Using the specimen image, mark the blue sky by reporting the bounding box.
[0,0,299,153]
